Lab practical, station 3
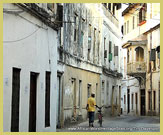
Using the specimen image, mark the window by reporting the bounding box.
[45,71,51,127]
[121,25,124,35]
[153,91,156,111]
[135,47,144,62]
[133,16,135,29]
[107,81,109,99]
[132,94,134,110]
[109,41,112,62]
[139,5,146,25]
[113,4,115,15]
[135,93,138,104]
[137,12,139,26]
[88,24,91,47]
[93,28,96,63]
[124,95,126,104]
[80,32,84,46]
[74,16,77,42]
[127,21,129,33]
[108,3,111,11]
[97,31,100,64]
[87,84,91,98]
[102,81,105,92]
[104,38,107,59]
[148,51,151,73]
[88,24,91,61]
[148,91,151,110]
[150,49,156,70]
[103,3,107,7]
[124,22,126,35]
[74,29,77,41]
[96,83,98,103]
[156,46,160,68]
[78,80,82,108]
[114,46,118,56]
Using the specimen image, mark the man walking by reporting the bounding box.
[86,93,97,127]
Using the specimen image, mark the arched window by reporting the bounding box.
[135,47,144,62]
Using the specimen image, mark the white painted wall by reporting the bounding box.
[121,77,140,115]
[3,4,57,132]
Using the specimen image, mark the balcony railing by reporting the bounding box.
[127,61,146,75]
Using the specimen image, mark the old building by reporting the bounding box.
[57,3,123,127]
[3,3,125,131]
[57,3,102,127]
[3,3,62,132]
[100,3,123,117]
[122,3,160,116]
[122,3,148,116]
[144,3,160,116]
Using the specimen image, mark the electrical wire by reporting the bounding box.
[4,8,48,29]
[3,9,25,14]
[3,28,40,43]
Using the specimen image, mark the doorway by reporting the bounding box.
[29,72,38,132]
[72,78,76,118]
[56,74,62,128]
[11,68,21,132]
[111,86,114,116]
[140,89,146,116]
[127,89,130,114]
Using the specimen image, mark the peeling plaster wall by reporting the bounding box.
[58,3,124,125]
[146,28,160,116]
[63,66,100,125]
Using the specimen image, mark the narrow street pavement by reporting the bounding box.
[57,115,160,132]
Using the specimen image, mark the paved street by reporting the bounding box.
[57,115,160,132]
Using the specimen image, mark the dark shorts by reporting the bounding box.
[88,112,95,123]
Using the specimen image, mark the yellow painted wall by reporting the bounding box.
[123,4,147,43]
[62,65,101,124]
[145,28,160,116]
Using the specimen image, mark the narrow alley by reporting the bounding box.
[3,3,160,132]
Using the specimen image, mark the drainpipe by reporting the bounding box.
[150,33,153,116]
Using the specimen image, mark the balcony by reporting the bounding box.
[127,61,146,75]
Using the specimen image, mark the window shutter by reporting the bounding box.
[156,46,160,59]
[150,49,156,61]
[109,41,112,53]
[114,46,118,56]
[109,53,112,61]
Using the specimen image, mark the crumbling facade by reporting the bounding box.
[122,3,160,116]
[57,3,123,127]
[144,3,160,116]
[100,3,123,117]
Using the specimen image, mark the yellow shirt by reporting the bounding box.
[87,97,96,112]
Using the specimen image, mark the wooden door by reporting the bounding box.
[29,72,38,132]
[127,89,130,114]
[141,89,146,116]
[11,68,21,132]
